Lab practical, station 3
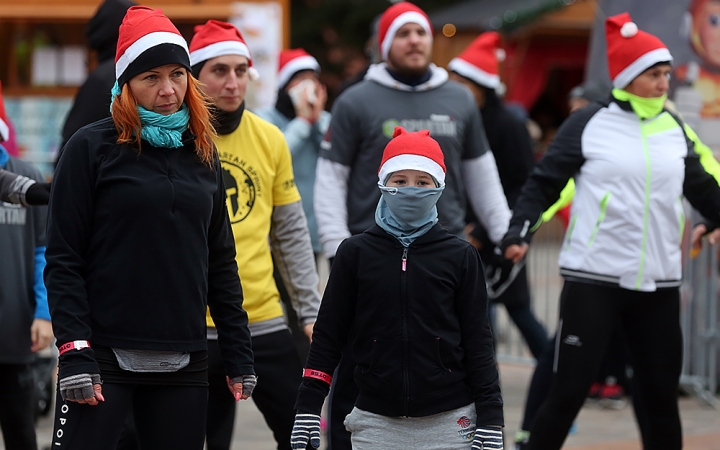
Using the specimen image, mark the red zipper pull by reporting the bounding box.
[402,248,408,272]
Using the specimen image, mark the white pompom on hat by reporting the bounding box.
[189,20,259,81]
[378,127,446,186]
[605,12,673,89]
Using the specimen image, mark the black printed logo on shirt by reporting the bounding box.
[222,160,256,224]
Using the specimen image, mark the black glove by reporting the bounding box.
[25,182,51,205]
[485,247,525,300]
[290,412,321,449]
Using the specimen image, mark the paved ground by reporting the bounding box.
[13,361,720,450]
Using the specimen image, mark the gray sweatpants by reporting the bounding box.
[343,404,477,450]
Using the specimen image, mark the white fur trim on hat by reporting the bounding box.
[116,31,189,80]
[277,55,320,88]
[0,118,8,142]
[381,11,432,60]
[190,41,251,66]
[378,154,446,186]
[448,57,500,90]
[613,47,673,89]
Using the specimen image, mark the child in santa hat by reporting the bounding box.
[45,6,255,449]
[502,12,720,450]
[292,126,504,450]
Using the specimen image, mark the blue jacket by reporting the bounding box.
[254,107,331,253]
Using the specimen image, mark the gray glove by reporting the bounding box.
[290,412,321,449]
[472,426,504,449]
[59,373,102,402]
[230,374,257,397]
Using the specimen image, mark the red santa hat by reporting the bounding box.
[115,6,190,87]
[606,12,673,89]
[448,31,505,90]
[0,81,8,142]
[189,20,259,81]
[379,127,446,186]
[378,2,433,61]
[277,49,320,89]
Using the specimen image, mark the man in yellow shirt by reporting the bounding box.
[190,21,320,450]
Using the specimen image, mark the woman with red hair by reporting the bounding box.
[44,6,255,449]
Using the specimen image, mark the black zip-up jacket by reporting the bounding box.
[46,118,254,380]
[296,224,503,425]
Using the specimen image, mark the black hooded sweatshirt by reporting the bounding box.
[60,0,134,147]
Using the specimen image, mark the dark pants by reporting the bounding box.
[206,330,304,450]
[0,363,37,450]
[489,265,549,359]
[51,383,208,449]
[527,281,683,450]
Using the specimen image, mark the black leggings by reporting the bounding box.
[51,383,207,449]
[527,281,682,450]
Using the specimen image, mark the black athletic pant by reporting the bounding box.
[520,333,650,437]
[0,363,37,450]
[51,383,207,449]
[206,330,305,450]
[527,281,682,450]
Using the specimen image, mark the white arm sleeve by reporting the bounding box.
[462,153,511,244]
[314,157,351,259]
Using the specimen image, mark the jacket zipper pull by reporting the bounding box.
[402,248,408,272]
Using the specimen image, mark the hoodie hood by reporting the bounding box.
[364,62,448,92]
[86,0,135,62]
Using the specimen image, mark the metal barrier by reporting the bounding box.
[681,230,720,408]
[493,210,720,407]
[494,217,564,364]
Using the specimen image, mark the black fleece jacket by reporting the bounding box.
[46,118,253,380]
[296,224,503,425]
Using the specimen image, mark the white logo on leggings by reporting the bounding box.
[563,335,582,346]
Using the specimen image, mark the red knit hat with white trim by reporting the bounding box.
[277,49,320,89]
[606,12,673,89]
[448,31,505,90]
[378,2,433,61]
[379,127,446,186]
[0,81,8,142]
[115,6,191,87]
[189,20,259,81]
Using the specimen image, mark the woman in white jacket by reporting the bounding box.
[502,13,720,450]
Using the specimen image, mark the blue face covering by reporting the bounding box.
[110,81,190,148]
[374,184,444,247]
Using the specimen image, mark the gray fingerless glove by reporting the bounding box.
[59,373,102,402]
[472,426,504,449]
[290,412,321,449]
[230,374,257,397]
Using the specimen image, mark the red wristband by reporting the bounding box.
[58,340,91,355]
[303,368,333,385]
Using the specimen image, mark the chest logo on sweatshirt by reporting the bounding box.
[221,159,257,223]
[382,116,457,139]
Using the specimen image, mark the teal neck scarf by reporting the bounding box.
[110,81,190,148]
[374,185,444,247]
